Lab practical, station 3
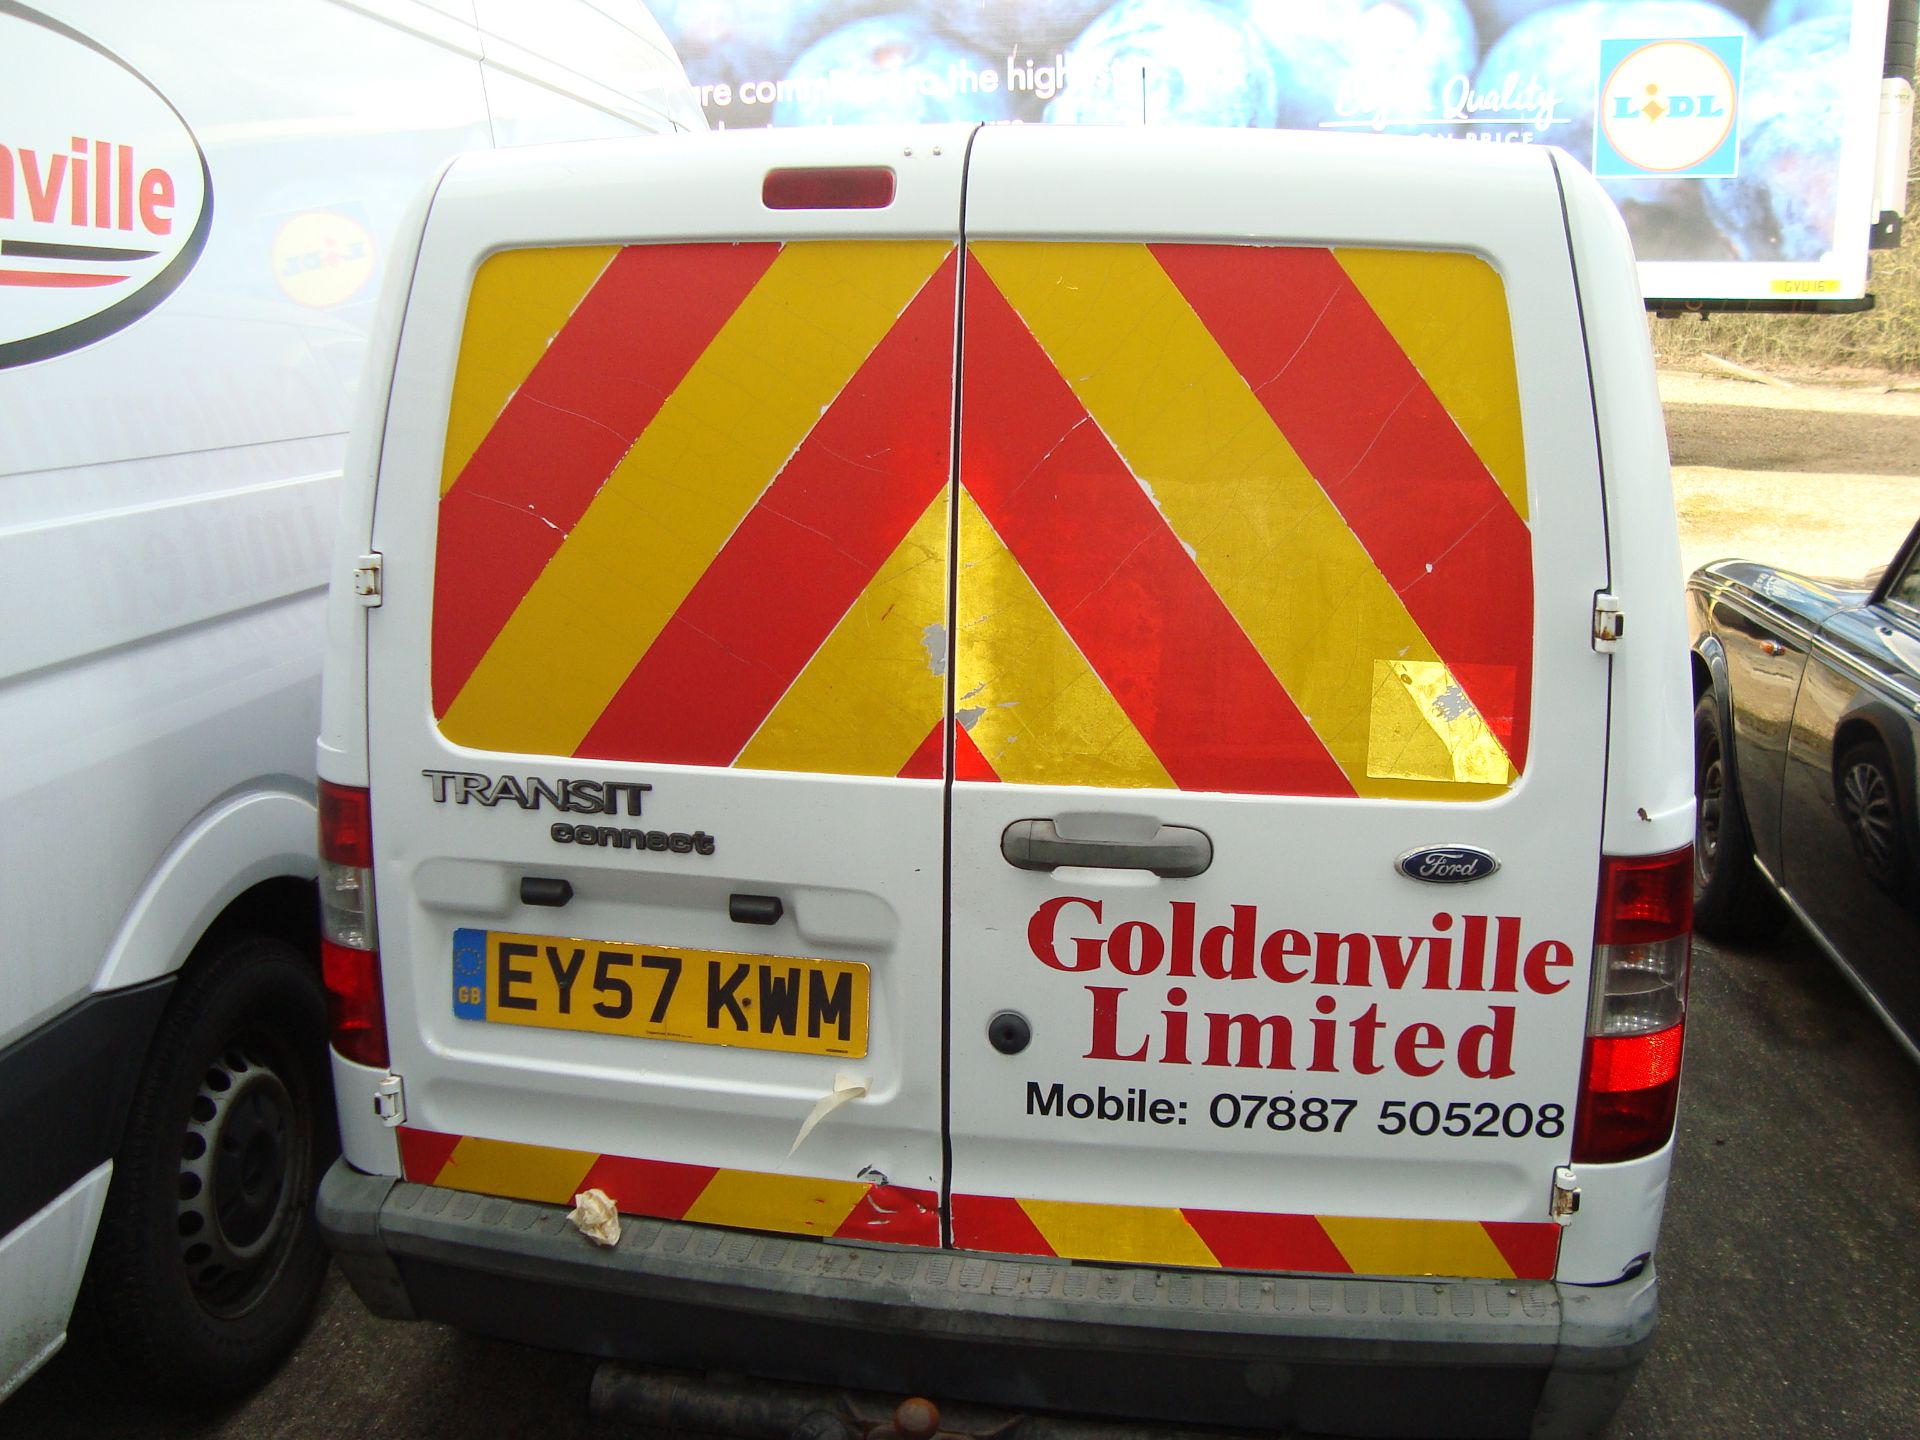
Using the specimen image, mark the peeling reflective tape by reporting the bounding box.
[396,1126,939,1246]
[439,240,952,757]
[1154,242,1533,773]
[576,253,959,769]
[439,244,618,495]
[954,492,1172,789]
[735,491,950,776]
[974,240,1518,800]
[961,256,1349,798]
[432,243,778,714]
[1333,248,1529,522]
[1368,659,1515,786]
[950,1191,1557,1280]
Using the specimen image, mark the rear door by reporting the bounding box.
[365,129,968,1245]
[945,127,1611,1281]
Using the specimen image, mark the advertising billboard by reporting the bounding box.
[650,0,1898,303]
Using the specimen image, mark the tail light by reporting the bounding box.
[1573,847,1692,1163]
[319,780,387,1068]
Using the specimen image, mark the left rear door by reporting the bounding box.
[364,129,967,1245]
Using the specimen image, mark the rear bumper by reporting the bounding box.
[319,1160,1655,1440]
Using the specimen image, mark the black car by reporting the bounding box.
[1687,518,1920,1061]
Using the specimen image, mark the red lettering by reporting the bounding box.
[93,140,109,230]
[1374,933,1423,989]
[1258,928,1309,983]
[1204,1011,1294,1068]
[1491,915,1522,992]
[1307,994,1340,1071]
[1523,939,1574,994]
[1167,901,1196,978]
[1313,930,1367,986]
[1459,913,1490,989]
[117,143,133,231]
[1393,1022,1445,1076]
[22,149,66,224]
[1458,1005,1516,1079]
[1028,895,1104,972]
[1107,920,1164,976]
[139,167,173,234]
[1160,986,1189,1064]
[1348,1002,1385,1074]
[1198,904,1257,980]
[1084,985,1149,1062]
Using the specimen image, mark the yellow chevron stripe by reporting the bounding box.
[954,491,1173,788]
[441,245,618,496]
[1019,1198,1219,1268]
[1334,247,1529,521]
[735,490,950,775]
[1318,1216,1516,1279]
[434,1136,597,1206]
[972,242,1512,800]
[683,1169,869,1237]
[440,241,953,757]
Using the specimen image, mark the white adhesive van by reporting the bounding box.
[316,124,1694,1439]
[0,0,696,1403]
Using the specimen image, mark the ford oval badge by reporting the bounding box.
[1397,846,1500,884]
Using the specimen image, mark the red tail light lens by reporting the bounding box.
[322,939,388,1069]
[762,166,896,210]
[1574,847,1692,1163]
[318,780,385,1066]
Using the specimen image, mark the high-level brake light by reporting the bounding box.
[762,166,896,210]
[319,779,387,1068]
[1573,847,1692,1163]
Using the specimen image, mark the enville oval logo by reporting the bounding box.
[0,4,213,368]
[1595,35,1743,180]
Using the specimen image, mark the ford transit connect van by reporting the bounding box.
[316,123,1693,1439]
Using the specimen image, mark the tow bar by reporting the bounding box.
[589,1365,1272,1440]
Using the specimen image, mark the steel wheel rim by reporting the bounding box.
[176,1041,309,1319]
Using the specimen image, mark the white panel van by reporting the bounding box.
[316,124,1693,1439]
[0,0,696,1403]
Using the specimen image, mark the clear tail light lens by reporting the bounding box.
[1574,847,1692,1164]
[319,780,387,1067]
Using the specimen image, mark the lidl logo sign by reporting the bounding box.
[1595,36,1743,179]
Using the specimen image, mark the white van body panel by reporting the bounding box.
[0,0,697,1401]
[0,1166,110,1405]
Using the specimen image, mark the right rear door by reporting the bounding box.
[944,127,1614,1282]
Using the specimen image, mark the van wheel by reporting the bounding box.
[1837,737,1909,893]
[1692,692,1784,941]
[86,933,335,1399]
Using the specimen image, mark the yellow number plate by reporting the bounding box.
[451,928,868,1058]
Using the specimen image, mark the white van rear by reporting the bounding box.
[317,124,1693,1439]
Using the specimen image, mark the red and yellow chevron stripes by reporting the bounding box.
[951,1191,1559,1281]
[392,1127,1555,1279]
[428,237,1532,798]
[396,1126,940,1247]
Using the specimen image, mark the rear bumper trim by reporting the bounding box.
[319,1160,1655,1439]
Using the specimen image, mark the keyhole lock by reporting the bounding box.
[987,1011,1031,1055]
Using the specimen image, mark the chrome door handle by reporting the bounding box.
[1000,819,1213,878]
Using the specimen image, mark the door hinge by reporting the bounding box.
[1592,592,1624,652]
[373,1073,406,1127]
[1551,1165,1582,1224]
[353,552,384,608]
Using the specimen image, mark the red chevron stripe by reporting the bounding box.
[1152,244,1533,769]
[577,1153,720,1220]
[950,1193,1055,1256]
[575,253,957,765]
[831,1184,941,1246]
[960,259,1351,798]
[1180,1208,1351,1274]
[1482,1220,1561,1281]
[396,1126,461,1183]
[431,242,783,716]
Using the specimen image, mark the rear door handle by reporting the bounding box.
[1000,819,1212,878]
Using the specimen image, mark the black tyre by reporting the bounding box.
[85,933,335,1399]
[1693,691,1785,941]
[1837,737,1910,896]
